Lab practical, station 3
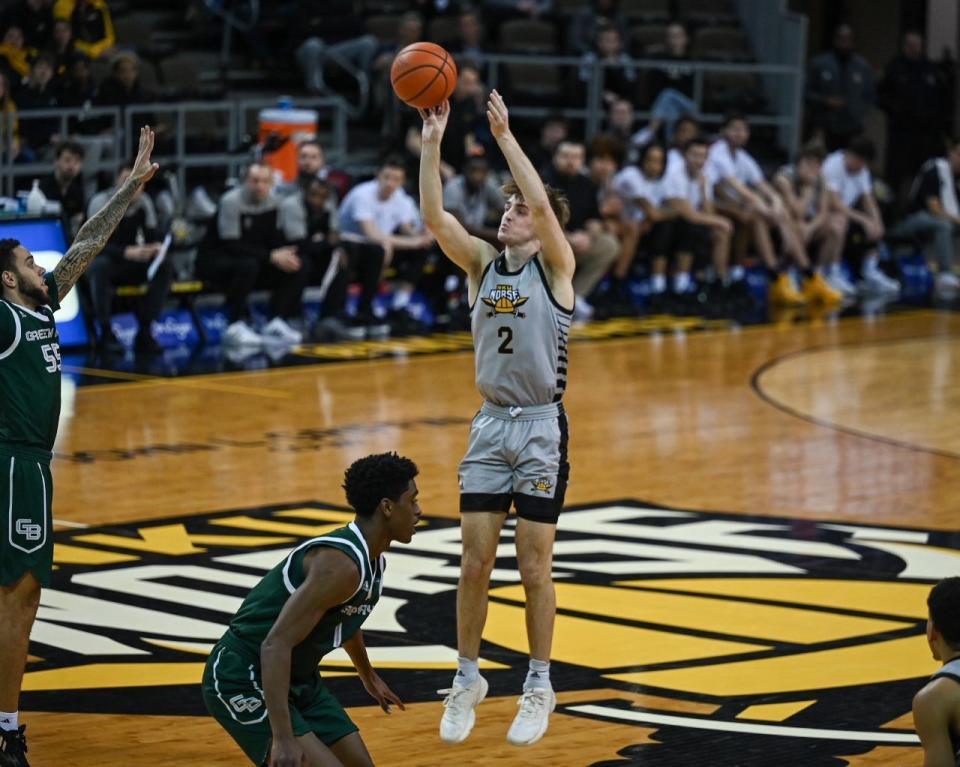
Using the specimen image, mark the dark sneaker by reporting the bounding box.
[0,725,30,767]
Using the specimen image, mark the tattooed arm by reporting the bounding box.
[52,126,159,301]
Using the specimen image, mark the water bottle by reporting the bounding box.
[26,180,46,215]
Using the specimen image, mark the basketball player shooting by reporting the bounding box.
[419,91,575,747]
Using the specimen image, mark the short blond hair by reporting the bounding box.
[500,179,571,229]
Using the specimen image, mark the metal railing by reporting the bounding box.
[475,52,804,152]
[2,52,803,194]
[2,96,350,196]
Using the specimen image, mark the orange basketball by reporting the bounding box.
[390,42,458,109]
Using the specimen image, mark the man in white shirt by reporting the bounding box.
[895,138,960,294]
[821,136,899,295]
[663,135,733,300]
[708,113,810,305]
[338,156,434,335]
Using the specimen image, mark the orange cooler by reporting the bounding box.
[258,107,318,181]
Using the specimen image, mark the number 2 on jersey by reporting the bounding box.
[497,326,513,354]
[41,343,61,373]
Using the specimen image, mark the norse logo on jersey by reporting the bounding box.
[482,284,529,318]
[530,477,552,493]
[29,500,958,765]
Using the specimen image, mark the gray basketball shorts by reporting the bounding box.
[459,401,570,524]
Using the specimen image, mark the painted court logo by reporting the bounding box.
[29,501,960,765]
[482,284,528,317]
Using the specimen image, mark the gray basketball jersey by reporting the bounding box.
[471,254,572,406]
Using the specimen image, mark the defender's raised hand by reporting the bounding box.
[129,126,159,185]
[486,89,511,140]
[419,101,451,146]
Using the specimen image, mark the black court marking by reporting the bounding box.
[26,499,958,767]
[751,335,960,461]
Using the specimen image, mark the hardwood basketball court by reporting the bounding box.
[23,308,960,766]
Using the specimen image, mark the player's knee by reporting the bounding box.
[460,548,496,581]
[517,553,553,589]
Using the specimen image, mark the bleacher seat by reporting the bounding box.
[426,16,460,48]
[365,15,402,46]
[691,27,752,62]
[620,0,672,23]
[499,20,558,54]
[676,0,740,27]
[628,24,668,57]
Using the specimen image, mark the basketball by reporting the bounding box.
[390,42,458,109]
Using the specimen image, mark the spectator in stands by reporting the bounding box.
[0,26,35,80]
[663,115,698,172]
[645,22,695,100]
[772,145,845,304]
[894,138,960,294]
[613,142,677,299]
[276,139,330,197]
[442,155,504,246]
[579,22,638,106]
[805,24,875,151]
[0,72,23,162]
[47,17,74,76]
[821,137,899,296]
[84,164,173,354]
[57,52,98,135]
[197,163,311,347]
[605,98,640,148]
[278,177,352,340]
[569,0,628,56]
[1,0,54,50]
[878,30,949,200]
[60,0,115,61]
[39,140,85,240]
[404,63,488,182]
[526,113,568,174]
[708,113,810,305]
[450,8,488,71]
[663,135,733,297]
[15,53,59,154]
[292,0,378,97]
[373,12,425,139]
[95,51,154,113]
[542,140,620,321]
[338,156,435,336]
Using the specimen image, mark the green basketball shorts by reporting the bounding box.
[0,448,54,588]
[201,639,358,766]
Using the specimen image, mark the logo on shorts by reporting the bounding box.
[482,284,529,318]
[530,477,553,493]
[228,694,262,714]
[15,518,42,541]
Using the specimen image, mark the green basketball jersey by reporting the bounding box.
[0,273,62,457]
[226,522,384,682]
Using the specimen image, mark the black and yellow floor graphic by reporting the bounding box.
[31,499,958,764]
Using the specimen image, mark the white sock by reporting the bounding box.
[0,711,18,732]
[454,656,479,687]
[651,274,666,293]
[862,254,879,275]
[730,265,745,282]
[525,658,551,691]
[672,272,691,293]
